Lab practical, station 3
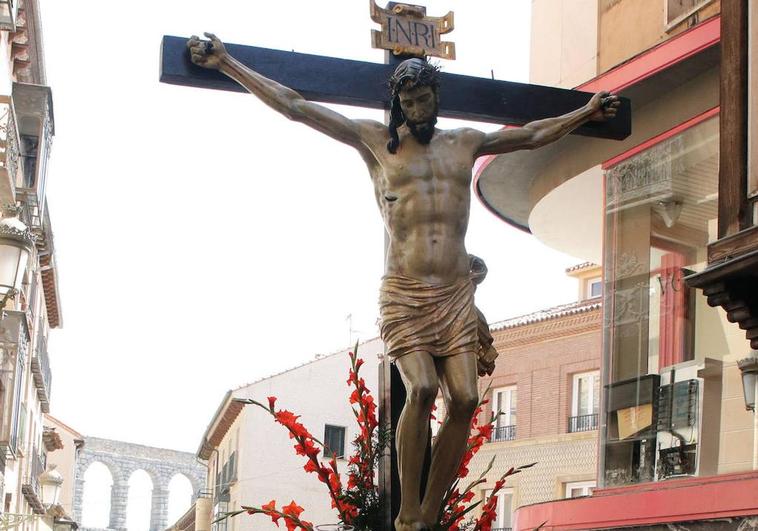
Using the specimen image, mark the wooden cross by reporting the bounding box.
[159,12,630,528]
[159,39,630,139]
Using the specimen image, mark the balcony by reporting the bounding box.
[491,425,517,442]
[0,94,21,203]
[568,413,598,433]
[21,449,44,514]
[0,310,29,458]
[30,336,51,413]
[12,82,54,255]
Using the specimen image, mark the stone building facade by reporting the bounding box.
[0,1,68,530]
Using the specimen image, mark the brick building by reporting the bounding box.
[461,266,602,529]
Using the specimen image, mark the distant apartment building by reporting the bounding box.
[42,415,83,528]
[459,265,602,530]
[191,339,383,531]
[0,0,71,530]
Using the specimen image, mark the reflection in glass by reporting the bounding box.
[600,117,742,487]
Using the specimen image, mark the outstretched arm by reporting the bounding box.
[187,33,382,156]
[474,92,620,158]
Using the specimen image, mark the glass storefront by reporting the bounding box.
[600,116,752,487]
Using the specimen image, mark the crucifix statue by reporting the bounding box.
[184,29,619,530]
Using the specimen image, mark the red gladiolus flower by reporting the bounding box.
[261,500,280,525]
[477,424,493,440]
[267,396,277,410]
[282,501,304,519]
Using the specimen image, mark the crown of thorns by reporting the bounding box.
[388,58,441,95]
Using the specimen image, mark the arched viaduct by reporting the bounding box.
[73,437,206,531]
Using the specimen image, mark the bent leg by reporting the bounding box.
[395,351,439,531]
[421,352,479,525]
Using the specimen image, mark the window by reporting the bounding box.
[569,372,599,432]
[227,451,237,483]
[212,501,228,531]
[602,116,724,486]
[17,404,25,449]
[587,277,602,298]
[324,425,346,459]
[492,387,517,441]
[565,480,595,498]
[484,488,513,530]
[665,0,713,27]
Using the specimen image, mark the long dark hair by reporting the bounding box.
[387,58,440,154]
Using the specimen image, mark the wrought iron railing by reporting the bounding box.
[0,95,21,185]
[568,413,598,433]
[490,425,516,442]
[21,448,45,513]
[30,335,52,413]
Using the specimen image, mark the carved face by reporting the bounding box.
[398,85,438,125]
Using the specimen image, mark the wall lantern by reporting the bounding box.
[0,207,33,311]
[39,465,63,508]
[738,351,758,412]
[0,0,17,31]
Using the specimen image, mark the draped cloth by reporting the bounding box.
[379,255,498,373]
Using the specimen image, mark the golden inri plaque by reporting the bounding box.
[370,1,455,60]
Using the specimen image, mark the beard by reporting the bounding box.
[407,117,438,145]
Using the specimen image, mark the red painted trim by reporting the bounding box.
[603,106,720,169]
[576,16,720,93]
[514,471,758,530]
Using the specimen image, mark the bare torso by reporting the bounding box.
[366,126,479,284]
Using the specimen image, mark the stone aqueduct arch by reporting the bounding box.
[73,437,206,531]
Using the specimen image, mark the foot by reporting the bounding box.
[395,514,430,531]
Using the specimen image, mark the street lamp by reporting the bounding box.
[0,207,33,312]
[737,351,758,470]
[39,465,63,508]
[738,352,758,412]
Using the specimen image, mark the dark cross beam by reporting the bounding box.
[160,35,631,139]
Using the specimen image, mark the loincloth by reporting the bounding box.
[379,273,480,361]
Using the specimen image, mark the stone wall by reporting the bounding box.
[73,437,206,531]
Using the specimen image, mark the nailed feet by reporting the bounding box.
[394,515,431,531]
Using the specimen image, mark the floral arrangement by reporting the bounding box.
[436,394,535,531]
[223,346,534,531]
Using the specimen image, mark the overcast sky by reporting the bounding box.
[39,0,580,454]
